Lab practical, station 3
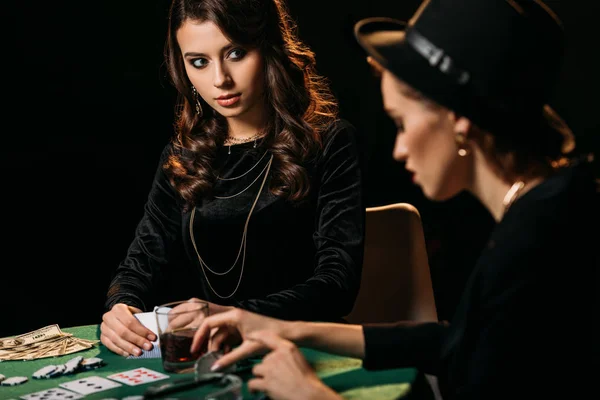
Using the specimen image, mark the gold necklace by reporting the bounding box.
[217,150,269,181]
[502,180,525,214]
[224,133,264,154]
[224,133,264,144]
[188,154,273,299]
[214,155,272,199]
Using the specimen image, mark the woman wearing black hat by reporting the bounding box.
[190,0,598,398]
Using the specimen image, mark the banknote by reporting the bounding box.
[0,325,98,361]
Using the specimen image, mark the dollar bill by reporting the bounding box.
[0,324,64,349]
[0,325,99,361]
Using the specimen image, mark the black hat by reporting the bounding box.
[354,0,574,153]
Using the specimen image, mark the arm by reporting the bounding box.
[287,320,365,359]
[193,308,365,366]
[104,144,184,312]
[101,144,183,356]
[195,308,445,375]
[237,121,365,320]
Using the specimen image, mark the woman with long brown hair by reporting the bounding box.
[100,0,364,358]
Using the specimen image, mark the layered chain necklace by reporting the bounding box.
[188,153,274,299]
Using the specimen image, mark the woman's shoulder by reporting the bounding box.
[519,157,598,212]
[320,118,360,152]
[494,158,598,248]
[159,140,195,163]
[323,118,358,137]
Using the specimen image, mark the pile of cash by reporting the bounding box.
[0,324,99,361]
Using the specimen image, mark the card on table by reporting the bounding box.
[59,376,122,395]
[107,367,170,386]
[20,387,84,400]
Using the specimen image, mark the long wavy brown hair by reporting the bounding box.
[163,0,339,208]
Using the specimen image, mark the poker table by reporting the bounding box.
[0,324,427,399]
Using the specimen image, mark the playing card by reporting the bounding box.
[20,387,84,400]
[59,376,122,395]
[107,367,170,386]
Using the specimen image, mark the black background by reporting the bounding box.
[2,0,598,337]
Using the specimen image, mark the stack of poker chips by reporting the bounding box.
[32,356,105,380]
[0,374,29,386]
[0,356,106,386]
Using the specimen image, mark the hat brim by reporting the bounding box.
[354,17,466,115]
[354,17,576,154]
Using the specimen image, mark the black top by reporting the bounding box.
[362,160,598,399]
[105,119,365,321]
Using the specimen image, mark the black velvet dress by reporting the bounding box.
[105,119,365,322]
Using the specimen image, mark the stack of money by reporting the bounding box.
[0,325,99,361]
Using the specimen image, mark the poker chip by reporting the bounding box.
[33,365,59,379]
[81,357,105,370]
[1,376,28,386]
[47,363,67,377]
[63,355,84,374]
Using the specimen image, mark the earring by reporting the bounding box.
[191,86,203,117]
[455,132,471,157]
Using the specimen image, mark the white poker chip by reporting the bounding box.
[32,365,58,379]
[48,363,67,377]
[81,357,104,369]
[1,376,28,386]
[63,355,84,374]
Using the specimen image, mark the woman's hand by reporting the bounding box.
[100,303,156,357]
[190,308,287,368]
[163,298,232,330]
[246,330,341,400]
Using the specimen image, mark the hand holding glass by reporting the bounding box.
[155,299,209,373]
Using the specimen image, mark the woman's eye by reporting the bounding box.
[191,58,208,69]
[395,121,405,133]
[228,48,247,60]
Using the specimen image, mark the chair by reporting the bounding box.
[345,202,438,324]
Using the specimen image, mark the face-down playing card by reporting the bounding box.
[59,376,122,395]
[107,367,170,386]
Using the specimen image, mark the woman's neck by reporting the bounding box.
[226,104,268,141]
[469,151,546,222]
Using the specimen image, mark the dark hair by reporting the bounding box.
[375,63,575,181]
[467,105,576,182]
[162,0,338,208]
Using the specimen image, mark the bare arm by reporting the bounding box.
[192,309,366,370]
[286,321,365,360]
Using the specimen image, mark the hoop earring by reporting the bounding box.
[191,86,203,117]
[455,132,471,157]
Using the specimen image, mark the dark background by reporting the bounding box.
[2,0,598,337]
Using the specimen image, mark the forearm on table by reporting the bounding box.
[284,321,365,360]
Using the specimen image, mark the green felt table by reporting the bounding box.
[0,325,418,399]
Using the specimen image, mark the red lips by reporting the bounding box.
[215,93,240,100]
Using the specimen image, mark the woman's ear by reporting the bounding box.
[451,113,472,136]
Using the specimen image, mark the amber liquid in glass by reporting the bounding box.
[159,328,206,373]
